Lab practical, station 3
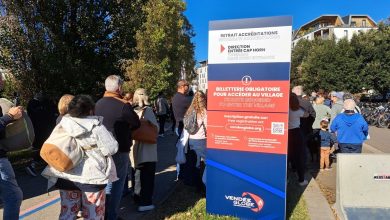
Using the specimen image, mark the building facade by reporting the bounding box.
[196,60,208,92]
[292,14,377,47]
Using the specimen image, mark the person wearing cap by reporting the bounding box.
[330,99,368,153]
[342,92,361,114]
[330,91,344,124]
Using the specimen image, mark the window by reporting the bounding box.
[351,21,356,27]
[362,20,366,27]
[344,30,348,37]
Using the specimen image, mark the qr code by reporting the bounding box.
[271,122,284,135]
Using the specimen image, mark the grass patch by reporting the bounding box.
[287,191,309,220]
[145,176,309,220]
[144,182,238,220]
[286,172,310,220]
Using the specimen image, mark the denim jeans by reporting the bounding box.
[0,158,23,220]
[339,143,362,153]
[105,152,130,220]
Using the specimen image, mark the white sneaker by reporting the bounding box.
[138,205,155,212]
[158,134,164,137]
[298,180,308,186]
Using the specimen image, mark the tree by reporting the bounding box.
[290,39,313,86]
[291,25,390,95]
[123,0,195,99]
[0,0,146,101]
[351,23,390,95]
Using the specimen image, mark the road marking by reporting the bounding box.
[19,194,60,219]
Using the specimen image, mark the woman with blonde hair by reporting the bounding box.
[56,94,74,124]
[41,95,118,219]
[131,88,159,212]
[183,91,207,188]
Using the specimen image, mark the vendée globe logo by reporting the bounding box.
[225,192,264,212]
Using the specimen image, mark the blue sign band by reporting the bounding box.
[208,63,290,81]
[207,159,286,198]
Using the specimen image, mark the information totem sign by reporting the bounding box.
[206,16,292,219]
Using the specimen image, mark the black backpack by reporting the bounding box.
[183,109,200,135]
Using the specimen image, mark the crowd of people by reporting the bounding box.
[289,86,369,186]
[0,75,206,220]
[0,77,371,218]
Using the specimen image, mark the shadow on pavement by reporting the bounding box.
[286,169,307,219]
[118,130,179,219]
[142,181,205,220]
[286,149,334,218]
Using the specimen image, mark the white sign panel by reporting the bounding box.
[208,26,292,64]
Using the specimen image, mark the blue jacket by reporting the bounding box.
[330,113,368,144]
[319,130,337,147]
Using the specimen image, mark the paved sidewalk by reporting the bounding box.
[0,130,178,220]
[304,126,390,220]
[6,126,386,219]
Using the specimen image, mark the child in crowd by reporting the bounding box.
[319,120,337,171]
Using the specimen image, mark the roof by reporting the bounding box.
[293,14,342,39]
[341,14,377,26]
[293,14,377,40]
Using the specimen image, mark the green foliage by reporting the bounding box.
[290,39,313,86]
[291,23,390,95]
[123,0,195,99]
[0,0,194,103]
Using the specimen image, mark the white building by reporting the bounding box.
[292,14,377,47]
[196,60,208,92]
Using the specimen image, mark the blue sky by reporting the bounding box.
[184,0,390,62]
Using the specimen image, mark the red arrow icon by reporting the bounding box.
[220,44,225,53]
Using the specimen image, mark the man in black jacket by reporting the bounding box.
[95,75,140,220]
[25,92,57,176]
[172,80,191,136]
[0,105,23,220]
